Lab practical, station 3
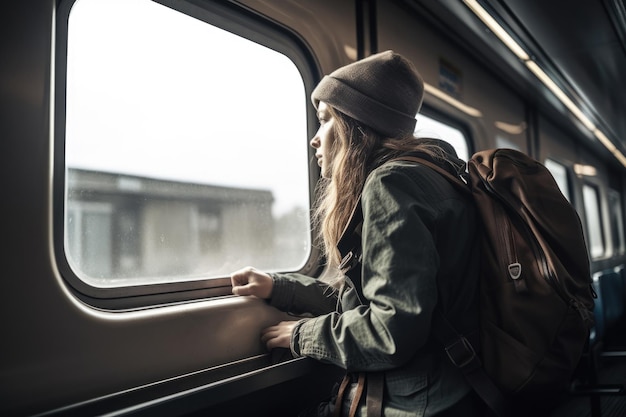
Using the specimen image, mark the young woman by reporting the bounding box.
[230,51,481,417]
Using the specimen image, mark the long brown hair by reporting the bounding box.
[312,106,449,278]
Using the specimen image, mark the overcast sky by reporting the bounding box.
[66,0,310,216]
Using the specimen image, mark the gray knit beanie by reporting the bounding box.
[311,50,424,138]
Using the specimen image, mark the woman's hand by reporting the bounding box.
[230,266,273,299]
[231,268,296,350]
[261,321,299,350]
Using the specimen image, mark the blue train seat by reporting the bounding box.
[570,267,626,416]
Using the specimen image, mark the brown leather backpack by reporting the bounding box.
[397,149,596,416]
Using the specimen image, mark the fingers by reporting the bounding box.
[230,266,254,288]
[230,267,273,299]
[262,328,289,350]
[232,283,255,296]
[260,325,280,347]
[261,321,298,350]
[230,267,256,296]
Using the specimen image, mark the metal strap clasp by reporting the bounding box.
[444,336,477,369]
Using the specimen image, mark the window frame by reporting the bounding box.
[607,188,626,256]
[543,158,573,204]
[53,0,321,309]
[581,181,606,260]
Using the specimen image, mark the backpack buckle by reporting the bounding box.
[444,336,478,369]
[339,251,361,273]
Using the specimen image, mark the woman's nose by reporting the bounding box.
[310,135,320,149]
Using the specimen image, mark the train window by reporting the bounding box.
[582,183,605,259]
[495,136,521,152]
[544,159,571,202]
[608,189,626,255]
[415,114,469,161]
[62,0,311,288]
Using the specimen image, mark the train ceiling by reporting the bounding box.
[407,0,626,167]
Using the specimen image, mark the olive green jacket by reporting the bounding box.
[270,158,480,416]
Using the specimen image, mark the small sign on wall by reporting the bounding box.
[439,59,463,99]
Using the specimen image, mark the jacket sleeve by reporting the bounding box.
[293,164,442,371]
[268,272,338,316]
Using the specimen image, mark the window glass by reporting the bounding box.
[415,115,469,161]
[495,136,521,151]
[608,189,625,255]
[65,0,310,287]
[582,184,605,259]
[544,159,571,202]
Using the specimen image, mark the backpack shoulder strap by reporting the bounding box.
[390,155,472,197]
